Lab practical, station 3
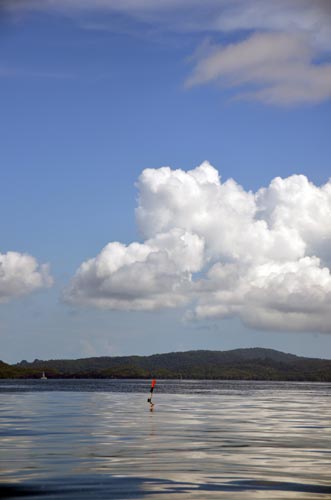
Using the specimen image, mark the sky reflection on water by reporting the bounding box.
[0,380,330,499]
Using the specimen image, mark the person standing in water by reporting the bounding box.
[147,378,156,410]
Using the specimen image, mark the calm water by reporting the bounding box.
[0,380,330,499]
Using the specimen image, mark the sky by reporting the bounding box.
[0,0,331,363]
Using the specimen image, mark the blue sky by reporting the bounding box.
[1,0,331,363]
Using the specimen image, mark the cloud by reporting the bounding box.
[0,251,53,303]
[186,32,331,105]
[64,229,204,310]
[66,162,331,333]
[212,0,331,51]
[193,257,331,333]
[3,0,331,105]
[4,0,331,40]
[184,0,331,105]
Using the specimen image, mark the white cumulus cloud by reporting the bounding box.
[0,251,53,303]
[193,256,331,332]
[64,228,204,311]
[66,161,331,333]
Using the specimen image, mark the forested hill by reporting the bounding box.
[0,348,330,381]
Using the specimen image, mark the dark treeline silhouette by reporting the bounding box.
[1,348,330,381]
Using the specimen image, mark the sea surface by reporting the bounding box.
[0,379,330,499]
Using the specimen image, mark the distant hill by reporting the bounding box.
[0,348,330,381]
[0,360,18,378]
[0,360,41,379]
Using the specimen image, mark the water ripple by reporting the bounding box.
[0,380,330,499]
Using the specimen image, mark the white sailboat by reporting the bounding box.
[41,371,47,380]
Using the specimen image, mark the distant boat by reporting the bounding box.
[41,371,47,380]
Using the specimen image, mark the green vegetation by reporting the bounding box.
[0,348,330,381]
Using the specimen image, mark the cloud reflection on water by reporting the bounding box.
[0,381,330,499]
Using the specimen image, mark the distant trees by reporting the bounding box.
[1,348,330,381]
